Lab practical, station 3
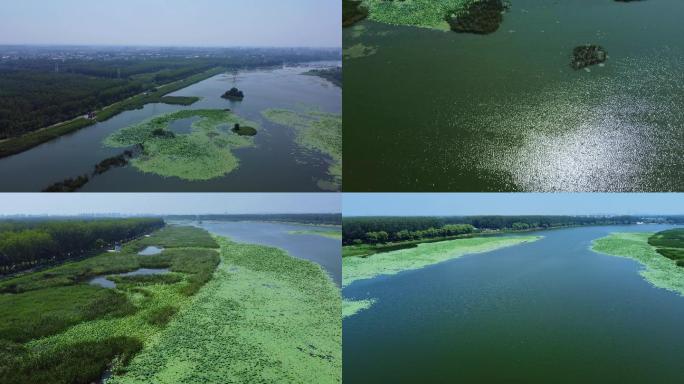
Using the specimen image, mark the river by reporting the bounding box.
[343,224,684,383]
[0,61,340,191]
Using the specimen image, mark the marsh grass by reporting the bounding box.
[0,225,220,384]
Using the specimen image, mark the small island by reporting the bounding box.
[221,87,245,101]
[571,45,607,70]
[231,123,257,136]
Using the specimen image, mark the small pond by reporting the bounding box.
[89,268,170,289]
[138,246,163,256]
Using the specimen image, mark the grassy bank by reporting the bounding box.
[262,109,342,191]
[110,236,341,383]
[0,226,219,384]
[288,230,342,240]
[342,235,541,317]
[592,231,684,295]
[105,109,257,180]
[0,68,221,159]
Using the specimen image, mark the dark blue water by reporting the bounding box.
[344,224,684,383]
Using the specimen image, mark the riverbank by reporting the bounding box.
[288,229,342,240]
[592,232,684,296]
[343,235,541,317]
[0,67,223,159]
[111,236,341,383]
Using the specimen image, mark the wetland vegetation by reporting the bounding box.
[105,109,258,181]
[262,109,342,190]
[0,225,220,384]
[592,228,684,294]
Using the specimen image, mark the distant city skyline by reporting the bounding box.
[0,193,340,215]
[0,0,340,47]
[343,193,684,217]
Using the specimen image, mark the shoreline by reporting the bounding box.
[110,235,341,383]
[591,232,684,297]
[0,67,226,159]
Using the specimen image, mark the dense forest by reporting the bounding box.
[0,47,341,140]
[166,213,342,226]
[342,215,684,245]
[0,218,164,274]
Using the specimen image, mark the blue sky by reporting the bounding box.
[0,194,340,215]
[343,194,684,216]
[0,0,340,47]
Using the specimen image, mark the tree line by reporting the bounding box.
[165,213,342,226]
[0,218,164,273]
[342,215,661,245]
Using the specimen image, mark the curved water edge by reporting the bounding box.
[0,61,341,191]
[343,224,684,383]
[180,220,342,286]
[89,268,170,289]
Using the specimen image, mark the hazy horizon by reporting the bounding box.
[0,193,341,216]
[343,193,684,217]
[0,0,341,48]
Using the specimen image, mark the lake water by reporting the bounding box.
[186,220,342,285]
[343,224,684,383]
[138,246,163,256]
[89,268,170,289]
[344,0,684,191]
[0,61,340,191]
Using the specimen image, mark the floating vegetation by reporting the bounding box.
[110,236,341,383]
[262,109,342,191]
[361,0,478,30]
[343,43,378,59]
[288,230,342,240]
[104,109,258,181]
[571,45,608,70]
[592,232,684,295]
[343,298,376,318]
[446,0,509,34]
[343,236,541,287]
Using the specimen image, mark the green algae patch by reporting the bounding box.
[288,230,342,240]
[262,109,341,190]
[110,236,342,384]
[362,0,476,30]
[343,236,541,288]
[104,109,257,181]
[592,232,684,296]
[343,43,378,59]
[343,298,376,318]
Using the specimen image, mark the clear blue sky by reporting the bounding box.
[0,0,340,47]
[343,194,684,216]
[0,193,340,216]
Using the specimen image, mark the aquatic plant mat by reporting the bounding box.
[592,232,684,295]
[361,0,488,30]
[0,226,220,384]
[261,109,342,190]
[104,109,258,181]
[342,236,541,316]
[111,236,341,383]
